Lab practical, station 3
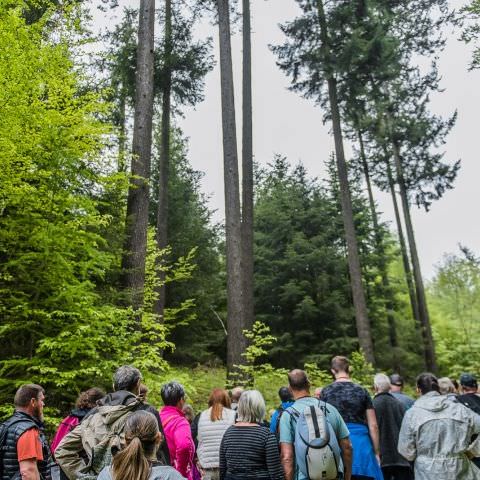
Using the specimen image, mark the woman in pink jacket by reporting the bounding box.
[160,382,195,480]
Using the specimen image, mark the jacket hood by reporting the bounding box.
[415,391,448,412]
[70,407,90,419]
[95,391,140,425]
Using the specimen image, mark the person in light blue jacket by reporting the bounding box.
[270,387,294,437]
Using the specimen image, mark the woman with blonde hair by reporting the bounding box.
[98,411,185,480]
[197,388,236,480]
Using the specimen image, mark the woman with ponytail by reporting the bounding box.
[98,411,185,480]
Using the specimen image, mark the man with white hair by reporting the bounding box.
[373,373,413,480]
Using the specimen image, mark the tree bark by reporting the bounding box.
[121,0,155,310]
[358,132,398,367]
[217,0,245,375]
[154,0,172,319]
[316,0,375,364]
[390,138,437,372]
[241,0,254,335]
[385,157,422,335]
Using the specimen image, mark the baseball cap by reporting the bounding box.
[390,373,404,387]
[460,373,478,389]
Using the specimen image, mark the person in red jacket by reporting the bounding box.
[160,382,195,480]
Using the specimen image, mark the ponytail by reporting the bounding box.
[111,437,150,480]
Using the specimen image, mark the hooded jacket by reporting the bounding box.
[55,391,169,480]
[398,391,480,480]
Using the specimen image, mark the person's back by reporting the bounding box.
[270,387,294,437]
[197,388,236,479]
[399,373,480,480]
[390,374,415,410]
[98,411,185,480]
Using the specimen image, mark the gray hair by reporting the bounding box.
[374,373,391,393]
[161,382,185,406]
[237,390,266,423]
[438,377,455,395]
[113,365,142,392]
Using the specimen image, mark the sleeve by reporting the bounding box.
[265,432,285,480]
[54,423,86,480]
[219,432,227,480]
[278,410,293,444]
[172,419,195,477]
[364,388,374,410]
[17,428,43,462]
[326,404,350,440]
[397,412,417,461]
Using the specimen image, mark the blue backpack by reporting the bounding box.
[287,401,343,480]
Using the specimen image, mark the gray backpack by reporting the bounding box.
[287,401,343,480]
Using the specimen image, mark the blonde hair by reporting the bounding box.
[111,411,158,480]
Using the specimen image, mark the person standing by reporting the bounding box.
[220,390,284,480]
[0,384,52,480]
[197,389,236,480]
[279,369,352,480]
[398,372,480,479]
[230,387,244,411]
[458,374,480,415]
[372,374,412,480]
[160,382,195,480]
[270,387,294,437]
[389,375,414,410]
[321,356,382,480]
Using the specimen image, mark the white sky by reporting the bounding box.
[94,0,480,279]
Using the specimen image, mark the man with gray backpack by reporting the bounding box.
[279,370,352,480]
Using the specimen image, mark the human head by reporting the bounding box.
[390,373,404,393]
[314,387,322,399]
[460,373,478,393]
[287,369,311,396]
[161,381,186,408]
[279,386,293,403]
[138,384,148,402]
[237,390,266,423]
[208,388,231,421]
[75,388,105,410]
[438,377,455,395]
[183,404,195,424]
[373,373,391,394]
[231,387,244,404]
[14,384,45,422]
[113,365,142,394]
[331,356,350,377]
[416,372,440,395]
[111,411,161,480]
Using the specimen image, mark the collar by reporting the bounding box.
[14,410,44,429]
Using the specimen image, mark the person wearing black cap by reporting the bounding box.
[390,374,414,410]
[458,373,480,416]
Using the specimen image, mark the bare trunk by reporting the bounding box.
[316,0,375,364]
[241,0,254,334]
[390,139,437,372]
[121,0,155,310]
[358,132,398,366]
[118,90,127,173]
[385,157,421,334]
[154,0,172,319]
[217,0,245,374]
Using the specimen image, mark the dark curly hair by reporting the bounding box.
[76,388,105,409]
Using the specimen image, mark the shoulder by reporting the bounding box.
[97,466,112,480]
[152,465,186,480]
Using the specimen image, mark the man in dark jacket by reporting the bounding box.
[373,374,413,480]
[55,365,169,479]
[0,384,53,480]
[458,373,480,415]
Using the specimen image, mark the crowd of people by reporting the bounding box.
[1,358,480,480]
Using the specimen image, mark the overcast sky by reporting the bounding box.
[95,0,480,279]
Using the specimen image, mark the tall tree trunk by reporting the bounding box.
[317,0,375,364]
[154,0,172,319]
[121,0,155,310]
[118,89,127,173]
[241,0,254,334]
[217,0,245,375]
[385,157,422,336]
[358,132,398,367]
[390,138,437,372]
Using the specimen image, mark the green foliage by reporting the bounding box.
[429,247,480,377]
[461,0,480,70]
